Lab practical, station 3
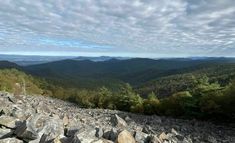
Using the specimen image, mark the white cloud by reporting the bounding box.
[0,0,234,57]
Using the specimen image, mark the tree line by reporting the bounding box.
[0,68,234,121]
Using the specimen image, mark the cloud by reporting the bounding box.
[0,0,234,57]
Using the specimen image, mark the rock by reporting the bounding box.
[142,126,155,134]
[149,135,161,143]
[0,138,23,143]
[103,128,118,141]
[0,115,20,129]
[206,135,217,143]
[73,127,98,143]
[53,136,63,143]
[0,128,13,139]
[63,115,69,127]
[14,120,38,141]
[95,127,103,138]
[65,126,79,137]
[7,96,17,104]
[35,115,64,141]
[93,139,114,143]
[159,132,168,142]
[116,130,135,143]
[111,114,127,128]
[134,131,149,143]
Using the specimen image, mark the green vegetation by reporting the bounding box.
[0,58,235,122]
[0,69,43,95]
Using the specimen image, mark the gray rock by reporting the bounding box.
[111,114,127,128]
[95,127,103,138]
[0,115,20,129]
[65,126,79,137]
[38,116,64,141]
[134,131,149,143]
[72,127,98,143]
[0,138,23,143]
[14,120,38,141]
[0,128,13,139]
[142,126,155,134]
[149,135,161,143]
[103,128,118,141]
[206,135,217,143]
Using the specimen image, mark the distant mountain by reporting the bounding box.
[24,57,235,90]
[74,56,130,61]
[0,54,76,66]
[0,61,22,69]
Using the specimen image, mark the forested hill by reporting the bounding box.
[0,57,235,121]
[24,57,235,88]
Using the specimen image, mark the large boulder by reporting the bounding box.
[111,114,127,128]
[37,115,64,141]
[0,115,20,129]
[72,126,99,143]
[103,128,118,141]
[0,138,23,143]
[116,130,135,143]
[134,131,149,143]
[0,128,13,139]
[14,120,38,142]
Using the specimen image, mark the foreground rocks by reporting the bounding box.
[0,92,235,143]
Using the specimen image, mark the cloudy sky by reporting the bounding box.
[0,0,234,57]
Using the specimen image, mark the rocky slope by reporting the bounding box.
[0,92,234,143]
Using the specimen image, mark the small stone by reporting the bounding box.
[116,130,135,143]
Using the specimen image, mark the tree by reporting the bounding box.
[143,92,160,114]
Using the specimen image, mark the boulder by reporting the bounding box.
[103,128,118,141]
[142,126,155,134]
[134,131,149,143]
[0,115,20,129]
[0,138,23,143]
[158,132,168,142]
[14,120,38,141]
[65,126,80,137]
[95,127,103,138]
[72,127,98,143]
[116,130,135,143]
[38,116,64,141]
[63,115,69,127]
[111,114,127,128]
[149,135,161,143]
[0,128,13,139]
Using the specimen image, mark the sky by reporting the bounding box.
[0,0,235,57]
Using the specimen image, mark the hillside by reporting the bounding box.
[0,92,234,143]
[24,58,235,89]
[0,61,22,70]
[0,58,234,121]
